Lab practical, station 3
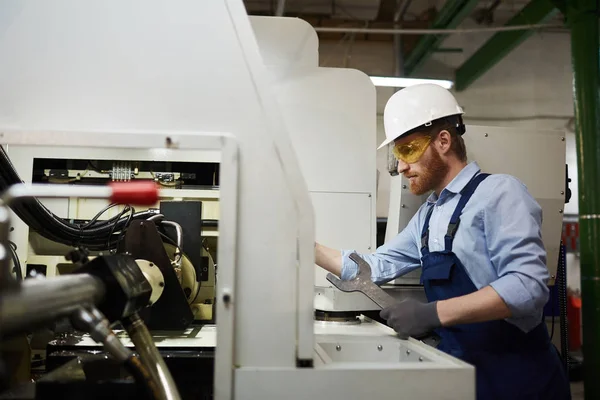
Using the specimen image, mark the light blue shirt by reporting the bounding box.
[341,162,549,333]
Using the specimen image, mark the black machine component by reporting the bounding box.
[38,342,214,400]
[565,164,572,204]
[0,147,159,251]
[74,256,152,323]
[153,173,175,183]
[557,243,570,375]
[0,148,219,252]
[31,158,219,189]
[198,257,210,282]
[119,221,194,330]
[0,255,154,340]
[47,170,69,179]
[159,201,205,282]
[0,274,106,339]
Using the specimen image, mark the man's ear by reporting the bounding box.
[436,130,452,155]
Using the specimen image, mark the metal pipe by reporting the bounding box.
[387,0,412,177]
[313,23,563,35]
[72,307,133,362]
[568,0,600,398]
[1,184,112,206]
[393,0,413,24]
[160,220,183,267]
[0,274,105,337]
[124,313,181,400]
[147,213,165,222]
[393,0,412,77]
[72,307,162,400]
[275,0,286,16]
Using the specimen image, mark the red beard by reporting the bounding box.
[407,148,449,196]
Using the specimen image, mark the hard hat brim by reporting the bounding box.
[377,136,395,150]
[376,129,419,150]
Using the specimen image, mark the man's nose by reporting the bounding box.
[396,159,409,174]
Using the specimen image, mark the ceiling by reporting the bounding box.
[242,0,567,91]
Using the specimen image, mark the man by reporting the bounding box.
[315,84,570,400]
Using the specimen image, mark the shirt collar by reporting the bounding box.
[426,161,481,204]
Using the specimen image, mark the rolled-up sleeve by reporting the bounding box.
[341,209,423,285]
[485,176,549,318]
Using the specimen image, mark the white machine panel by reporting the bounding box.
[251,16,318,68]
[236,318,474,400]
[311,192,372,285]
[464,126,566,283]
[312,191,378,310]
[272,67,376,194]
[0,0,318,371]
[252,17,377,311]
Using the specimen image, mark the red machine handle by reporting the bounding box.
[109,181,159,205]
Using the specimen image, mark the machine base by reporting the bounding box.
[2,319,473,400]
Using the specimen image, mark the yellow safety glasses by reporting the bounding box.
[392,135,432,164]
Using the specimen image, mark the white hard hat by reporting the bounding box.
[378,83,464,150]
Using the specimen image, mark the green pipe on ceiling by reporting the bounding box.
[454,0,558,91]
[403,0,480,76]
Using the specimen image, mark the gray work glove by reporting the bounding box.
[380,299,441,339]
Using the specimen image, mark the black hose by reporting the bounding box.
[124,356,162,400]
[79,203,120,229]
[0,149,151,249]
[0,148,166,250]
[1,166,153,249]
[557,242,569,375]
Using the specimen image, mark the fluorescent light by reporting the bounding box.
[369,76,454,90]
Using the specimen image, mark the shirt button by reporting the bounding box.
[433,239,439,243]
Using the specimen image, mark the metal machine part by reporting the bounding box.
[120,220,194,330]
[162,243,215,321]
[160,220,183,269]
[136,259,166,307]
[159,201,204,283]
[40,307,180,400]
[36,159,217,188]
[40,331,215,400]
[0,274,105,338]
[71,307,133,363]
[326,253,397,309]
[314,310,361,325]
[75,255,153,323]
[123,313,181,400]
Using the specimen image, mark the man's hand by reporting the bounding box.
[380,299,441,339]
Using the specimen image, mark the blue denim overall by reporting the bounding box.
[420,173,570,400]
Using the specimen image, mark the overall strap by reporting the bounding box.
[444,173,490,251]
[420,205,435,255]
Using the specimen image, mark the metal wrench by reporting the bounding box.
[326,252,397,309]
[326,252,442,346]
